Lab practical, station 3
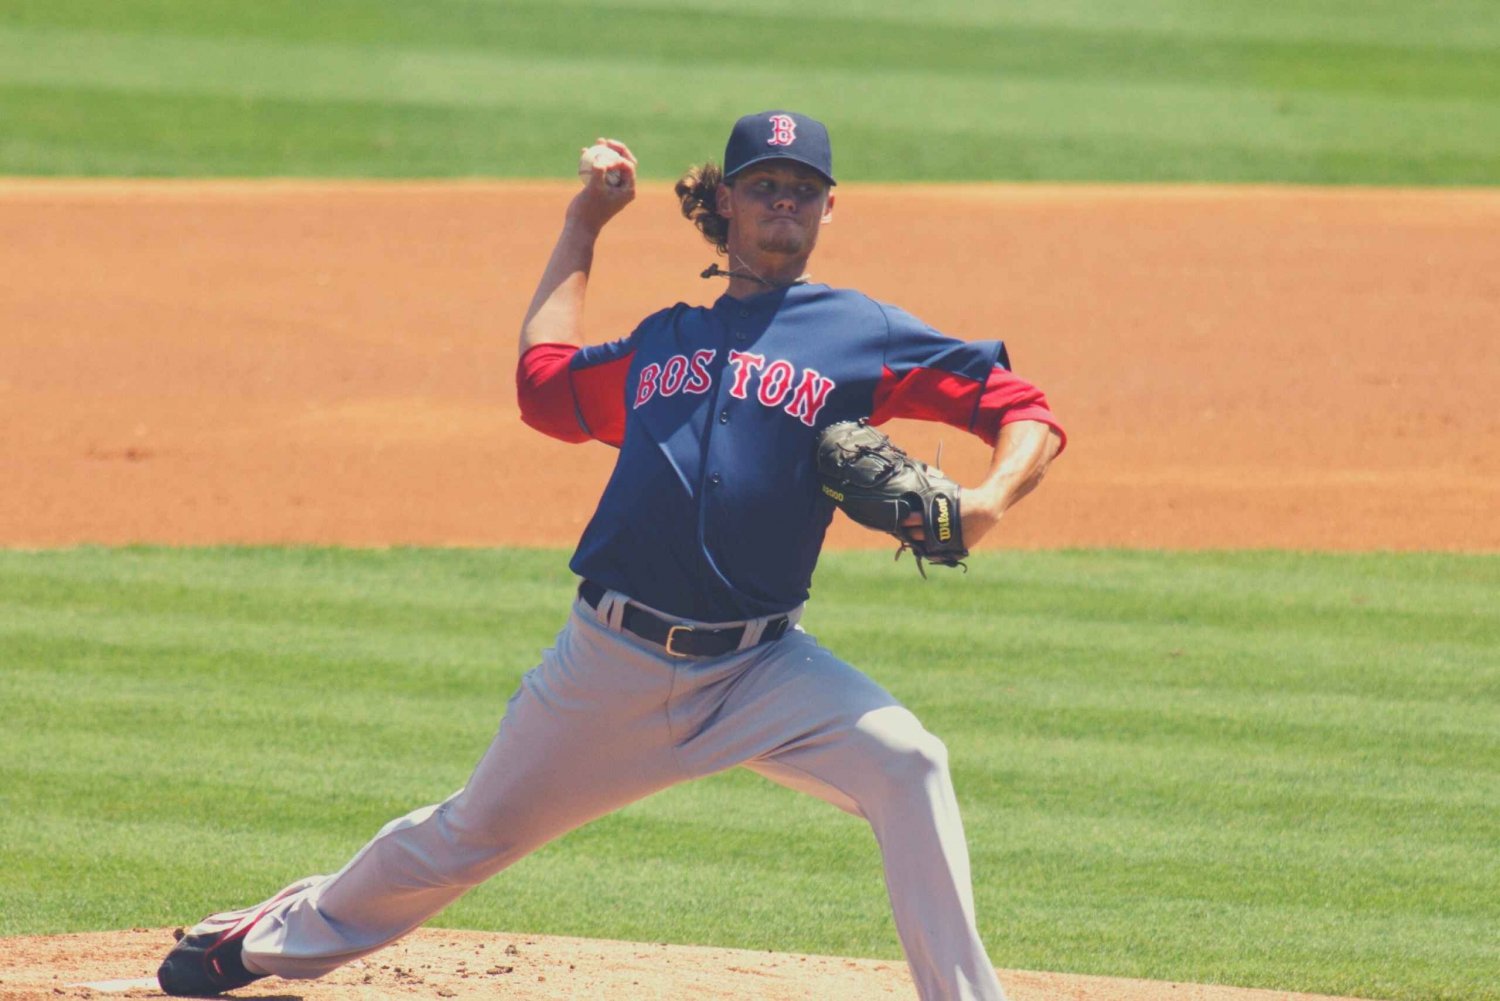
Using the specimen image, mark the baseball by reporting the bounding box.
[579,143,627,187]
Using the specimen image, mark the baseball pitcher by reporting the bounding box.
[158,110,1065,1000]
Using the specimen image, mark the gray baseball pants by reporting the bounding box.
[206,588,1006,1000]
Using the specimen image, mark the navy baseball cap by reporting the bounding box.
[723,110,836,186]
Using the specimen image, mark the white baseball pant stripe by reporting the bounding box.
[216,591,1006,1000]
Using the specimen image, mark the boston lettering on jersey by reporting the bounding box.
[634,349,716,407]
[725,351,835,426]
[518,284,1064,622]
[635,347,836,427]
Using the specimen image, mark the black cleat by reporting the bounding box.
[157,926,267,997]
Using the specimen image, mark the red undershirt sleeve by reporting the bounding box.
[516,342,632,447]
[871,364,1065,450]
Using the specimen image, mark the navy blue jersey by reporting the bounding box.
[518,284,1063,621]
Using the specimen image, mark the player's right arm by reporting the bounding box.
[517,139,638,446]
[520,138,637,353]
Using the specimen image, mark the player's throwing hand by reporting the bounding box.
[571,137,637,230]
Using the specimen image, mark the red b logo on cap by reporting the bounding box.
[767,114,797,146]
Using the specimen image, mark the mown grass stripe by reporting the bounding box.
[2,27,1491,155]
[5,83,1494,185]
[6,0,1499,72]
[566,0,1500,49]
[5,3,1494,100]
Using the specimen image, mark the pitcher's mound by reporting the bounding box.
[0,928,1372,1001]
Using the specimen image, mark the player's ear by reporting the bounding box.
[821,191,835,224]
[715,182,734,218]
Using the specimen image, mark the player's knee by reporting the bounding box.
[892,729,950,785]
[862,709,951,788]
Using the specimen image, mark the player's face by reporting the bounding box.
[717,162,835,259]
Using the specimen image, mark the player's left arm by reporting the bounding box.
[871,306,1066,548]
[955,419,1063,545]
[895,418,1062,547]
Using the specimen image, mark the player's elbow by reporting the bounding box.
[516,345,592,443]
[518,407,591,443]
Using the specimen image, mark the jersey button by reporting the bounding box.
[734,332,747,342]
[738,308,750,318]
[718,410,729,424]
[709,472,722,485]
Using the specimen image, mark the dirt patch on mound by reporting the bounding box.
[1,180,1495,551]
[0,928,1371,1001]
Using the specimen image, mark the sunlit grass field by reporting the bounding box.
[0,0,1496,182]
[2,547,1496,1000]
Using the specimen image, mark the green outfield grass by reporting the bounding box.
[1,547,1495,1000]
[0,0,1496,182]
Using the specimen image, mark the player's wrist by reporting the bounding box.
[960,482,1002,517]
[561,205,607,240]
[958,484,1008,541]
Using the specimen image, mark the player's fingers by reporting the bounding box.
[598,161,636,192]
[597,137,639,166]
[900,512,926,542]
[582,159,634,196]
[589,142,636,189]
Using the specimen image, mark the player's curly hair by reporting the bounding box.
[676,162,730,255]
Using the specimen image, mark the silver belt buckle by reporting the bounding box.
[664,624,694,657]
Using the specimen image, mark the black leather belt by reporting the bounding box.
[578,580,790,658]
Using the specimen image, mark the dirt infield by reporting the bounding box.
[2,180,1492,1000]
[1,180,1495,550]
[0,928,1374,1001]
